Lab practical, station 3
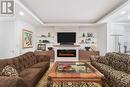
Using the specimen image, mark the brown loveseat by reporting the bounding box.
[0,52,50,87]
[91,52,130,87]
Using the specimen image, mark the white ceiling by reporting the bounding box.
[98,1,130,23]
[114,3,130,23]
[15,2,43,27]
[19,0,127,24]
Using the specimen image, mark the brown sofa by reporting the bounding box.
[0,52,50,87]
[91,52,130,87]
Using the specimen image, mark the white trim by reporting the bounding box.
[98,0,129,23]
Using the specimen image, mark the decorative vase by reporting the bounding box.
[48,32,51,37]
[82,33,85,37]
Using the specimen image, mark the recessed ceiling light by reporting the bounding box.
[19,11,24,16]
[121,11,126,15]
[128,16,130,19]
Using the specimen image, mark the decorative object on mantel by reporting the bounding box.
[39,40,42,43]
[48,32,51,37]
[82,33,85,37]
[22,29,33,48]
[48,47,53,50]
[81,40,85,43]
[87,32,93,37]
[90,42,97,51]
[85,47,91,51]
[42,40,50,43]
[41,35,46,37]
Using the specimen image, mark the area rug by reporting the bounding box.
[36,70,102,87]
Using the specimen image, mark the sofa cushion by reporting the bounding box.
[13,58,22,73]
[31,62,49,68]
[0,60,8,72]
[97,56,109,65]
[105,52,130,74]
[24,52,37,66]
[116,53,130,74]
[20,68,42,87]
[0,77,26,87]
[35,54,50,62]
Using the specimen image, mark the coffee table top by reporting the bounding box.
[48,61,104,79]
[57,62,93,73]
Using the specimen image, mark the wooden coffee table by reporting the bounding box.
[48,61,104,86]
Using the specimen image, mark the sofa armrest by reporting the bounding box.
[0,76,26,87]
[109,71,130,87]
[35,54,50,62]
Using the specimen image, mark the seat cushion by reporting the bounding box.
[31,62,49,68]
[19,68,42,87]
[31,62,50,74]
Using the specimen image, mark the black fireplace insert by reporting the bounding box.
[57,50,76,57]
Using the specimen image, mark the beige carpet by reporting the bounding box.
[36,70,50,87]
[37,70,102,87]
[36,63,103,87]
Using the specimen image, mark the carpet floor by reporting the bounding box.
[36,70,102,87]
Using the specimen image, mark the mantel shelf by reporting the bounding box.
[53,45,80,47]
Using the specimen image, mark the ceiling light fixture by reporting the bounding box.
[128,16,130,19]
[19,11,24,16]
[121,11,126,15]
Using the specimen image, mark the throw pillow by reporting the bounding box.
[1,65,19,77]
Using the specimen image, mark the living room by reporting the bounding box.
[0,0,130,87]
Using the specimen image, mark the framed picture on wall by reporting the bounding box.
[37,44,46,51]
[22,29,33,48]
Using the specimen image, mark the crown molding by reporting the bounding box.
[15,0,44,25]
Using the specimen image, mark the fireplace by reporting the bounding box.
[57,50,76,57]
[53,45,80,61]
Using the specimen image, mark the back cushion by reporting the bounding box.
[97,56,109,65]
[0,52,38,73]
[24,52,37,66]
[13,58,22,73]
[115,53,130,74]
[17,56,26,71]
[0,58,21,74]
[0,60,8,73]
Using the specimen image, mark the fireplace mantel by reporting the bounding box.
[53,45,80,61]
[53,45,80,47]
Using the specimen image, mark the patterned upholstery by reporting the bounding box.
[97,56,109,65]
[2,65,19,77]
[91,52,130,87]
